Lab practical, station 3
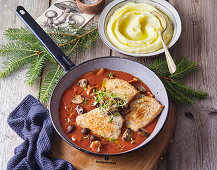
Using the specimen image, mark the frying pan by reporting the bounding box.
[16,6,169,156]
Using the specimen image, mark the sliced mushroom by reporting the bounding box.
[81,128,90,135]
[67,124,76,133]
[90,141,102,152]
[137,85,147,93]
[72,95,84,104]
[137,127,150,137]
[77,79,88,88]
[90,135,98,142]
[75,105,83,115]
[122,128,133,141]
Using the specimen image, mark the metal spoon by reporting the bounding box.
[152,11,176,74]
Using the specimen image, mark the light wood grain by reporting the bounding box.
[1,0,217,169]
[158,0,217,169]
[0,1,50,170]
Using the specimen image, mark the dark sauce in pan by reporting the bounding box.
[59,69,158,154]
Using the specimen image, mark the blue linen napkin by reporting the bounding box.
[7,95,74,170]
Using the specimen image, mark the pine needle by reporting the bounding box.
[25,54,47,86]
[4,27,39,44]
[0,54,36,79]
[0,42,38,57]
[148,58,208,104]
[39,64,64,103]
[170,81,208,99]
[170,59,197,80]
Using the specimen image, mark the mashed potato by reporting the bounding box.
[106,3,173,54]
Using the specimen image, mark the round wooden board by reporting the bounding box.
[52,102,176,170]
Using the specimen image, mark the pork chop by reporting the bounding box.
[103,78,139,105]
[76,108,124,139]
[125,95,164,131]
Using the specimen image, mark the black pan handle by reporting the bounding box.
[15,6,76,72]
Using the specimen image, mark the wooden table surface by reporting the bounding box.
[0,0,217,170]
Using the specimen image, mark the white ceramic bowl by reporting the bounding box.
[99,0,182,57]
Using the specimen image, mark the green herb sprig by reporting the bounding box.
[93,90,126,122]
[93,90,127,113]
[148,58,208,104]
[130,138,134,144]
[108,72,115,79]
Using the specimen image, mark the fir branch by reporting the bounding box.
[25,54,47,86]
[0,42,38,57]
[48,26,98,57]
[163,80,194,104]
[4,27,39,44]
[148,58,170,77]
[149,58,208,104]
[67,39,80,56]
[170,81,208,99]
[170,59,197,80]
[0,54,36,79]
[39,64,64,103]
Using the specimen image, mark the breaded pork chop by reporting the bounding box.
[103,78,139,104]
[76,108,124,139]
[125,96,164,131]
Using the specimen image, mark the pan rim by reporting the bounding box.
[49,56,169,156]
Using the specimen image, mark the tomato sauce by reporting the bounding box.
[59,69,158,154]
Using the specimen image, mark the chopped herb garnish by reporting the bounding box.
[108,72,115,79]
[83,98,87,104]
[108,115,114,122]
[83,86,87,90]
[130,138,134,144]
[118,144,125,150]
[66,117,70,124]
[114,112,119,116]
[83,136,90,139]
[97,147,100,152]
[93,90,128,113]
[111,138,116,143]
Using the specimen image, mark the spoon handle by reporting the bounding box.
[160,35,176,74]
